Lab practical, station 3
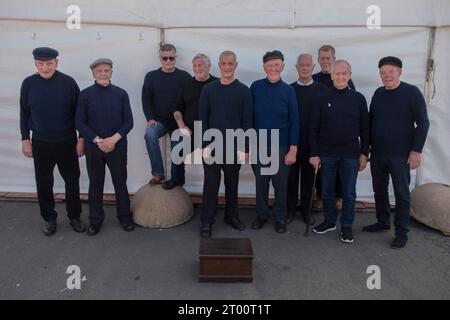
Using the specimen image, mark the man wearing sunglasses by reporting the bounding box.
[142,44,191,185]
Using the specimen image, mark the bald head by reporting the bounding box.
[296,53,315,84]
[297,53,313,65]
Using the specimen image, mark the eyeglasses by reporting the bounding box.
[161,56,176,61]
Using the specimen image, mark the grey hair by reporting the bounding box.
[160,43,176,53]
[331,59,352,74]
[192,53,211,66]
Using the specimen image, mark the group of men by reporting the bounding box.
[20,43,429,249]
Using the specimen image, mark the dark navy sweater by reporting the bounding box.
[313,71,356,90]
[369,82,429,158]
[199,79,253,150]
[251,78,299,147]
[174,75,218,131]
[142,68,191,131]
[310,87,369,159]
[291,81,328,156]
[76,82,133,146]
[20,70,80,142]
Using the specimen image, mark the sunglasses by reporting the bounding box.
[161,56,176,61]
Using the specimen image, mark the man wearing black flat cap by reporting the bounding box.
[363,56,430,249]
[250,50,299,234]
[20,47,85,236]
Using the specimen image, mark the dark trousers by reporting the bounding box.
[371,156,411,236]
[253,145,290,222]
[85,143,131,226]
[32,138,81,222]
[321,156,359,228]
[170,133,196,184]
[201,163,241,225]
[287,156,315,214]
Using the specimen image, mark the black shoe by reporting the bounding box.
[313,220,336,234]
[302,213,315,225]
[391,235,408,249]
[275,221,287,233]
[251,218,268,230]
[363,223,391,232]
[149,175,164,185]
[120,220,135,232]
[224,216,245,231]
[87,224,101,236]
[286,211,296,224]
[340,227,354,243]
[43,221,57,236]
[162,179,185,190]
[70,218,86,233]
[200,224,212,239]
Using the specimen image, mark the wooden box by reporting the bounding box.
[199,238,254,282]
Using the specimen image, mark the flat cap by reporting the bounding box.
[263,50,284,63]
[378,56,403,68]
[32,47,59,61]
[89,58,113,70]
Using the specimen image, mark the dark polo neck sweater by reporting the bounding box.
[369,81,429,158]
[310,86,369,159]
[20,70,80,142]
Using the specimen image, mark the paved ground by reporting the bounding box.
[0,200,449,300]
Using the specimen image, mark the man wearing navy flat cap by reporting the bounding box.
[20,47,86,236]
[363,56,430,249]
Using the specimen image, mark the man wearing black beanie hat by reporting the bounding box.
[363,56,430,249]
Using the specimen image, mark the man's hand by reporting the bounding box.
[237,151,249,164]
[407,151,422,170]
[21,139,33,158]
[359,154,368,171]
[202,147,211,159]
[98,133,121,153]
[179,126,192,136]
[309,156,321,172]
[146,119,157,129]
[284,146,297,166]
[76,138,85,157]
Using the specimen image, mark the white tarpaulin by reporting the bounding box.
[1,0,449,201]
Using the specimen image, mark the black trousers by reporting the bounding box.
[32,138,81,222]
[85,143,131,226]
[201,163,241,225]
[252,145,290,223]
[371,156,411,236]
[287,156,315,215]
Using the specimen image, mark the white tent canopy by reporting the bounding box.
[1,0,449,201]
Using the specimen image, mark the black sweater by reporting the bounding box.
[76,82,133,146]
[199,79,253,150]
[20,70,80,142]
[310,87,369,159]
[290,81,328,157]
[369,82,429,158]
[313,71,356,90]
[141,68,191,131]
[174,75,218,131]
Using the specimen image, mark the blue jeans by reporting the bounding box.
[144,122,186,182]
[370,156,411,236]
[321,156,359,228]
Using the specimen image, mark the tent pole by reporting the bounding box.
[418,26,436,187]
[159,28,171,181]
